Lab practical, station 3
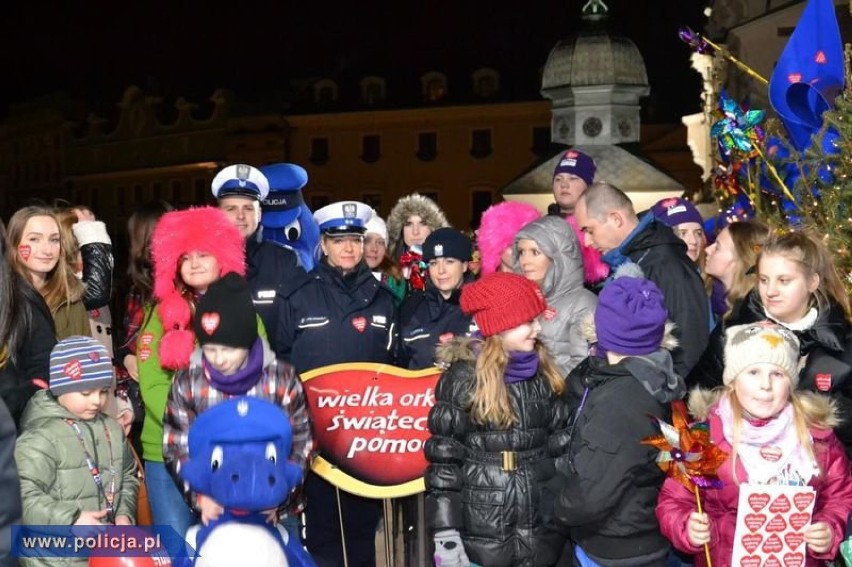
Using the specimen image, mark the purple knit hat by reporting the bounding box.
[552,150,596,186]
[650,197,703,228]
[595,277,668,356]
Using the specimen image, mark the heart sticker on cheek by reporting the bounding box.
[18,245,31,261]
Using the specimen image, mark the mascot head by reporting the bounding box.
[259,163,320,271]
[181,397,302,511]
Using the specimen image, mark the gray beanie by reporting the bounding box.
[49,336,114,396]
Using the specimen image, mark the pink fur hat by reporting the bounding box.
[566,215,610,284]
[151,207,246,370]
[477,201,541,275]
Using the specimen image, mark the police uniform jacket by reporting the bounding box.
[397,288,477,370]
[245,227,305,349]
[274,259,397,374]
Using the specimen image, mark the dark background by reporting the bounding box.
[1,0,708,122]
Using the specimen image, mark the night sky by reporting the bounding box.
[2,1,708,122]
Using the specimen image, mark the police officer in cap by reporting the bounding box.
[211,164,305,349]
[273,200,396,567]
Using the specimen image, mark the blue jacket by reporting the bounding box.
[274,260,397,374]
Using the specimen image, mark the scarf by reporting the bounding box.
[718,395,818,485]
[203,338,265,395]
[504,351,539,384]
[601,213,654,272]
[767,307,818,332]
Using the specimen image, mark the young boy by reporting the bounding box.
[162,272,313,537]
[15,336,138,565]
[542,276,686,567]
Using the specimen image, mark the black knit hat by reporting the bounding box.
[422,227,473,263]
[193,272,258,349]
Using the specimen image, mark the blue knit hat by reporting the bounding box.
[595,277,668,356]
[49,336,114,396]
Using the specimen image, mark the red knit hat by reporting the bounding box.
[461,273,547,337]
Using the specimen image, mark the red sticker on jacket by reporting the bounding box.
[760,445,782,462]
[18,245,31,261]
[815,373,831,391]
[351,317,367,333]
[438,333,454,344]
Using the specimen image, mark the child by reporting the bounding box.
[425,272,570,567]
[163,272,313,540]
[657,323,852,566]
[543,276,685,567]
[15,336,138,565]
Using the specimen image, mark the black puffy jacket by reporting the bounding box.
[73,221,113,311]
[425,339,571,567]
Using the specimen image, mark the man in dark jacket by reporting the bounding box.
[212,164,305,349]
[575,182,710,377]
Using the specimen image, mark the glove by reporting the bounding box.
[433,529,470,567]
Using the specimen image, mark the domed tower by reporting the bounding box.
[541,0,649,146]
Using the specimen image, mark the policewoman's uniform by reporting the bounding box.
[212,164,304,352]
[274,201,397,567]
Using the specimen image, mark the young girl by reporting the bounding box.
[16,336,137,567]
[6,205,89,339]
[657,323,852,566]
[426,272,570,567]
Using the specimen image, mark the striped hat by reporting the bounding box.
[49,336,114,396]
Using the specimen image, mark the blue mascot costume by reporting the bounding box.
[259,163,321,271]
[179,397,315,567]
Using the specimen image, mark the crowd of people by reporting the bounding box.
[1,150,851,567]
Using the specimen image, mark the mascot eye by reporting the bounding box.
[211,446,223,472]
[265,442,277,464]
[283,218,301,242]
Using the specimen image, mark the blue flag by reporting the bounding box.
[768,0,843,151]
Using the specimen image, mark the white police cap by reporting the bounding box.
[313,201,373,236]
[211,164,270,201]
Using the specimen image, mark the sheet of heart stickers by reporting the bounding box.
[732,484,816,567]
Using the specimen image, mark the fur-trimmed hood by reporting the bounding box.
[435,336,479,367]
[477,202,540,276]
[687,387,840,430]
[151,206,246,370]
[386,193,449,261]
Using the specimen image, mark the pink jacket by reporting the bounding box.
[656,399,852,567]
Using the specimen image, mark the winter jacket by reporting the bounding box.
[515,216,598,377]
[386,193,449,263]
[245,227,306,350]
[53,300,91,340]
[0,399,21,567]
[0,279,55,428]
[656,391,852,567]
[610,219,710,377]
[274,260,397,375]
[15,390,138,567]
[542,351,685,566]
[72,220,113,311]
[691,293,852,453]
[397,288,477,370]
[425,338,572,567]
[163,337,314,514]
[137,305,267,463]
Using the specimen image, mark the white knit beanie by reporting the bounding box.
[723,323,801,386]
[365,212,388,242]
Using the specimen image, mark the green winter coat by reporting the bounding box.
[15,390,138,567]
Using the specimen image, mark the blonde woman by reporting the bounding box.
[426,272,570,567]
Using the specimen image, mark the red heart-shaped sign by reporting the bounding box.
[769,494,791,514]
[748,492,770,512]
[741,533,763,554]
[302,363,440,498]
[740,555,761,567]
[766,514,787,533]
[351,317,367,333]
[64,360,82,380]
[793,492,815,511]
[765,555,781,567]
[789,512,811,531]
[784,532,805,550]
[783,552,804,567]
[200,313,220,335]
[760,445,783,462]
[762,533,783,554]
[17,245,31,261]
[744,513,767,532]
